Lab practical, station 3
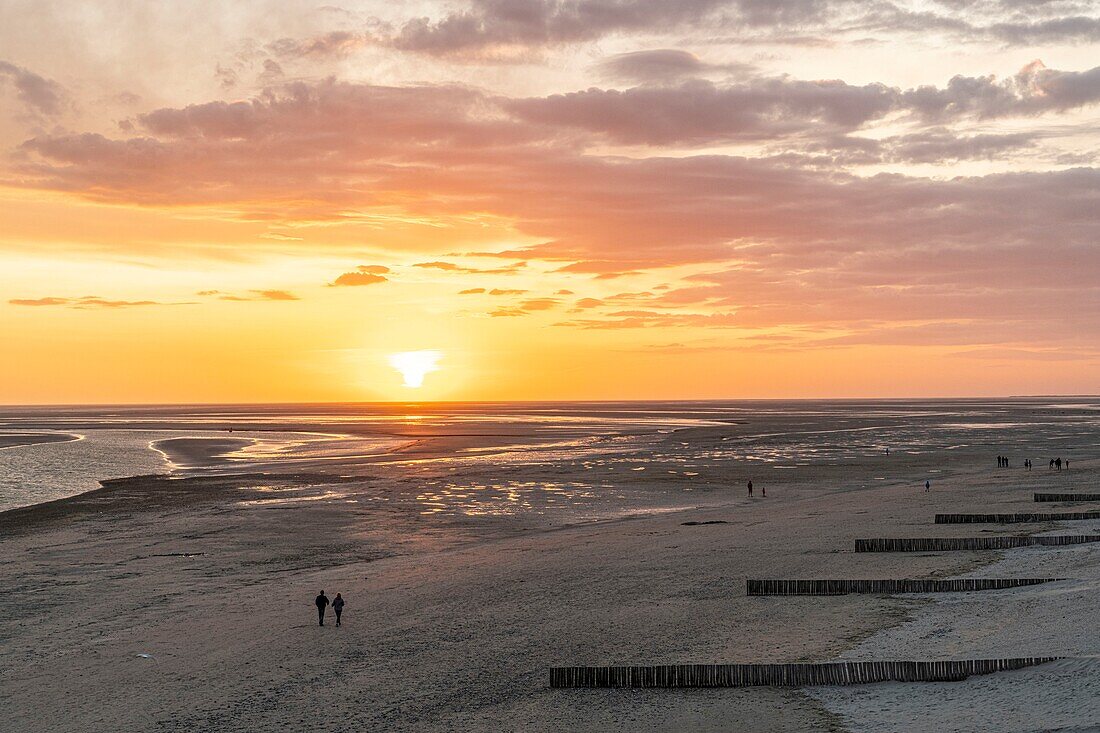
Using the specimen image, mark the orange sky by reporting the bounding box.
[1,1,1099,402]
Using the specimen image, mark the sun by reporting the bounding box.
[388,350,442,388]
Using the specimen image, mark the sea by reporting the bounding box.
[1,399,1097,514]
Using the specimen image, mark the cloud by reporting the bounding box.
[258,59,285,84]
[807,129,1040,164]
[863,5,1100,47]
[486,297,559,315]
[559,311,743,329]
[885,130,1039,163]
[459,287,486,294]
[519,297,559,310]
[510,63,1100,147]
[902,61,1100,122]
[18,66,1100,217]
[269,31,372,59]
[948,347,1100,362]
[414,260,527,274]
[251,289,299,300]
[0,60,65,116]
[489,306,528,317]
[987,17,1100,45]
[596,49,753,83]
[12,73,1100,350]
[331,265,390,286]
[9,296,179,308]
[198,289,301,300]
[382,0,843,59]
[261,1,1100,64]
[17,76,1100,281]
[489,288,527,295]
[509,77,898,145]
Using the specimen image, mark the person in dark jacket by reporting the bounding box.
[332,593,345,627]
[315,590,330,626]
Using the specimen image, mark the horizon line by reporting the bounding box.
[2,394,1099,409]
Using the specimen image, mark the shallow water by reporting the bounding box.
[1,399,1097,515]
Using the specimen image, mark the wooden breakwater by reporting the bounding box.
[549,658,1060,688]
[936,512,1100,524]
[745,578,1062,596]
[855,535,1100,552]
[1035,493,1100,502]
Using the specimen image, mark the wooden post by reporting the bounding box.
[935,511,1100,524]
[854,535,1100,552]
[549,658,1060,688]
[745,578,1063,595]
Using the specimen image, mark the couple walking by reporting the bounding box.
[314,590,345,627]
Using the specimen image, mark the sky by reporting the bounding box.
[1,0,1098,403]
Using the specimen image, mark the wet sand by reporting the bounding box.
[2,445,1092,731]
[0,432,79,450]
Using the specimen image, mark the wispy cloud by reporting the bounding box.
[9,296,184,308]
[414,260,527,275]
[0,60,65,116]
[197,289,300,301]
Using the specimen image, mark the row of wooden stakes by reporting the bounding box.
[552,485,1092,687]
[745,578,1063,596]
[549,658,1062,688]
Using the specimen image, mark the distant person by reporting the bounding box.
[885,448,890,456]
[332,593,345,627]
[762,486,767,498]
[1056,458,1063,471]
[925,480,930,492]
[315,590,330,626]
[1050,459,1055,470]
[747,480,753,497]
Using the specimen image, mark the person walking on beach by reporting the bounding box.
[747,480,753,497]
[315,590,330,626]
[332,593,345,627]
[925,480,930,492]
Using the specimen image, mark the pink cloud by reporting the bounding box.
[12,73,1100,350]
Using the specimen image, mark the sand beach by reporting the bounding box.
[1,402,1097,731]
